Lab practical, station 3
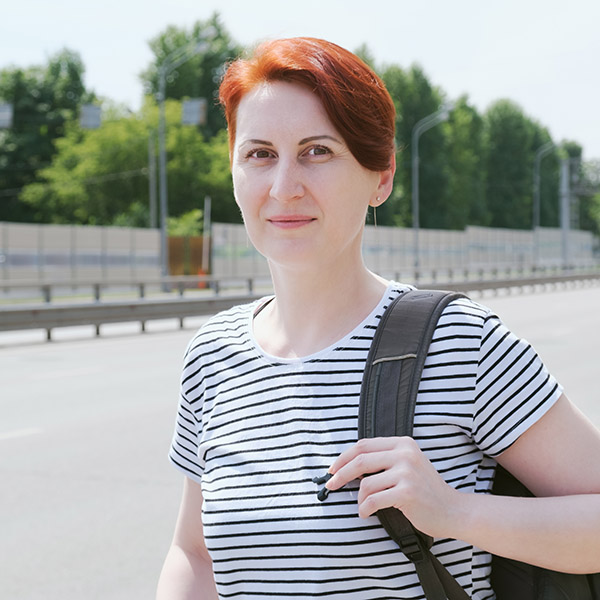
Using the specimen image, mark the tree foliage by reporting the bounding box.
[0,48,95,221]
[444,96,487,228]
[20,106,149,224]
[168,208,204,236]
[382,64,450,229]
[483,100,537,229]
[20,99,236,226]
[1,16,599,238]
[140,13,243,138]
[572,153,600,235]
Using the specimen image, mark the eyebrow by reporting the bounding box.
[239,135,342,147]
[241,139,274,146]
[299,135,342,145]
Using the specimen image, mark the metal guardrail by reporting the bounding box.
[443,271,600,292]
[0,274,266,303]
[0,294,262,340]
[1,270,599,341]
[2,267,598,302]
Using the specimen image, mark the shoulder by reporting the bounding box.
[178,298,266,403]
[432,294,491,342]
[440,294,490,324]
[182,298,264,366]
[435,294,531,356]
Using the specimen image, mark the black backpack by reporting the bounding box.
[359,289,600,600]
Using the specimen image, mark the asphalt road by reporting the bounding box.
[0,285,598,599]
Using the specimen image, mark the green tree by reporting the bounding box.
[20,105,149,224]
[570,152,600,235]
[140,13,243,138]
[536,140,560,229]
[483,100,538,229]
[164,105,236,223]
[382,64,450,229]
[353,44,378,71]
[168,208,204,236]
[0,49,95,221]
[20,99,237,226]
[444,96,487,228]
[587,191,600,237]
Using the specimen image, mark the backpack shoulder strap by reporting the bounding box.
[359,289,465,440]
[359,288,469,600]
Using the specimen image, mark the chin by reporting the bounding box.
[265,245,323,271]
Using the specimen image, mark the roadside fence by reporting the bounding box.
[1,268,599,341]
[2,222,597,288]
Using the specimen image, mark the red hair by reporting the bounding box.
[218,37,396,171]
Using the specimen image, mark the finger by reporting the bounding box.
[327,449,397,491]
[357,485,407,519]
[328,437,402,475]
[356,469,400,505]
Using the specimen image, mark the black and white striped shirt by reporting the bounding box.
[169,282,561,599]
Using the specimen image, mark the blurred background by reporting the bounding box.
[1,0,599,284]
[1,2,600,598]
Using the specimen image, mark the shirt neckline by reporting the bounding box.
[247,281,401,364]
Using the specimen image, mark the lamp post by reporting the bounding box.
[148,132,158,229]
[532,141,555,268]
[559,157,571,269]
[411,103,453,273]
[157,41,207,280]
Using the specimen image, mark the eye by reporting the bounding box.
[245,148,275,159]
[304,145,332,158]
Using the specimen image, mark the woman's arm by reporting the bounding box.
[156,477,218,600]
[463,393,600,573]
[326,394,600,573]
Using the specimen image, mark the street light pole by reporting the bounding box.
[157,72,169,279]
[148,132,158,229]
[533,141,555,268]
[559,157,570,268]
[157,41,208,280]
[411,103,453,274]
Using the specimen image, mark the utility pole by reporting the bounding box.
[148,133,157,229]
[559,158,570,269]
[532,141,555,268]
[202,195,212,274]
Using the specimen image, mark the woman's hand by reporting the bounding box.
[326,436,461,538]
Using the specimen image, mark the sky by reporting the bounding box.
[2,0,600,159]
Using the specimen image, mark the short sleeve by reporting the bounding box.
[472,310,562,457]
[168,338,206,485]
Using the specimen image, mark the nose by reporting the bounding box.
[269,158,304,202]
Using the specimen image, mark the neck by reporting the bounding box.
[254,258,388,358]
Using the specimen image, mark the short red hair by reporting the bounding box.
[218,37,396,172]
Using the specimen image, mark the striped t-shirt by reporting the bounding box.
[169,282,561,599]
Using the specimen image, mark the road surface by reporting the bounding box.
[0,285,598,599]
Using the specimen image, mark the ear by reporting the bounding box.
[371,153,396,207]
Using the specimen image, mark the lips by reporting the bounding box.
[268,216,316,229]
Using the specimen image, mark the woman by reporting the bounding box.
[157,38,600,599]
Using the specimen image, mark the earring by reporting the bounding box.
[373,197,380,227]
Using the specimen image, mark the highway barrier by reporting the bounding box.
[1,270,599,341]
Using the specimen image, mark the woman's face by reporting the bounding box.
[231,81,392,273]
